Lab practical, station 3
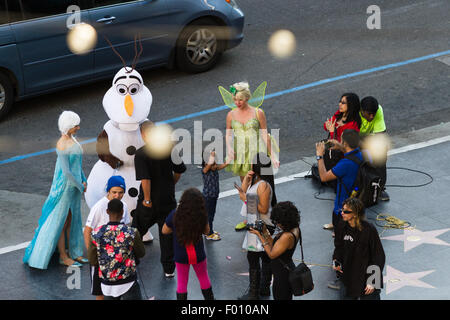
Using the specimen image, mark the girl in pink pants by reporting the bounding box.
[162,188,214,300]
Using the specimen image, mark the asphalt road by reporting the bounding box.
[1,0,449,196]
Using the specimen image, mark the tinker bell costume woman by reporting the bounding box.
[219,82,280,231]
[23,111,88,269]
[219,81,279,178]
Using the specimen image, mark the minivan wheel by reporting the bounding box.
[0,72,14,121]
[176,19,224,73]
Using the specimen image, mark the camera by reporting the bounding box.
[247,219,265,232]
[320,139,334,149]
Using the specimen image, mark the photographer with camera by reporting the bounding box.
[235,153,277,300]
[332,197,385,300]
[316,129,362,235]
[249,201,300,300]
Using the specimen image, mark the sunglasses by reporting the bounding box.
[340,209,353,214]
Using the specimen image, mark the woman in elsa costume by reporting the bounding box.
[23,111,88,269]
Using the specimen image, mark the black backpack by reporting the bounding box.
[341,153,382,208]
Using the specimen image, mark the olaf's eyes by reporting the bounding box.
[116,83,141,95]
[116,84,127,96]
[129,83,140,95]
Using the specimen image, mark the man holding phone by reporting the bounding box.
[331,198,385,300]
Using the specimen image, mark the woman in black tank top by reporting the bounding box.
[249,201,300,300]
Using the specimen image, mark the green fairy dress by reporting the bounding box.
[226,116,261,177]
[218,81,279,176]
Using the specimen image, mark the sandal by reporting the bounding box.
[59,257,82,267]
[74,257,89,264]
[206,233,221,241]
[235,222,247,231]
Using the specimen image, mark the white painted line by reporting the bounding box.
[436,55,450,66]
[218,188,239,199]
[218,170,310,199]
[388,135,450,156]
[0,241,30,255]
[2,134,450,256]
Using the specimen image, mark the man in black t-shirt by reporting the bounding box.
[132,121,186,277]
[332,198,385,300]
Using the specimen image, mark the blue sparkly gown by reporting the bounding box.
[23,139,86,269]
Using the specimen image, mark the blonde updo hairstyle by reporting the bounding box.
[232,82,251,101]
[58,111,80,135]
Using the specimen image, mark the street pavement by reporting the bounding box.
[1,0,450,197]
[0,0,449,301]
[1,122,449,300]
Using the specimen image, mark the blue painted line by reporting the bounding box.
[0,138,97,165]
[1,49,450,166]
[157,49,450,124]
[157,105,229,124]
[0,149,57,165]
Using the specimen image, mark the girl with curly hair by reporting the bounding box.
[162,188,214,300]
[250,201,300,300]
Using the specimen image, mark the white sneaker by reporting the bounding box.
[143,231,154,243]
[327,279,340,290]
[323,223,334,230]
[165,272,175,278]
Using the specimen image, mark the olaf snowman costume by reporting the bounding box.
[85,67,153,241]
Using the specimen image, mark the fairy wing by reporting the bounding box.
[218,86,236,109]
[249,81,267,108]
[251,81,279,153]
[269,134,280,153]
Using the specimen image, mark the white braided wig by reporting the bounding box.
[58,111,80,134]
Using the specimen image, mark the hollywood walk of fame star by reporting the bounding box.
[384,265,435,295]
[381,228,450,252]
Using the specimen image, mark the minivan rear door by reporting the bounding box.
[8,0,94,94]
[88,0,171,78]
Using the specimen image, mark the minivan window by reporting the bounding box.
[6,0,82,23]
[92,0,131,9]
[0,0,8,25]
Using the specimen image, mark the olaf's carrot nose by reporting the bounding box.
[124,94,134,116]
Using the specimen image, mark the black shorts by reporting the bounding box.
[90,265,103,296]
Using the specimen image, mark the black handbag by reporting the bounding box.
[279,230,314,296]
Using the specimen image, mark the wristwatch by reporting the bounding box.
[144,200,152,205]
[316,155,323,160]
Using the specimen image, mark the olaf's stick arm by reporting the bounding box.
[96,130,124,169]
